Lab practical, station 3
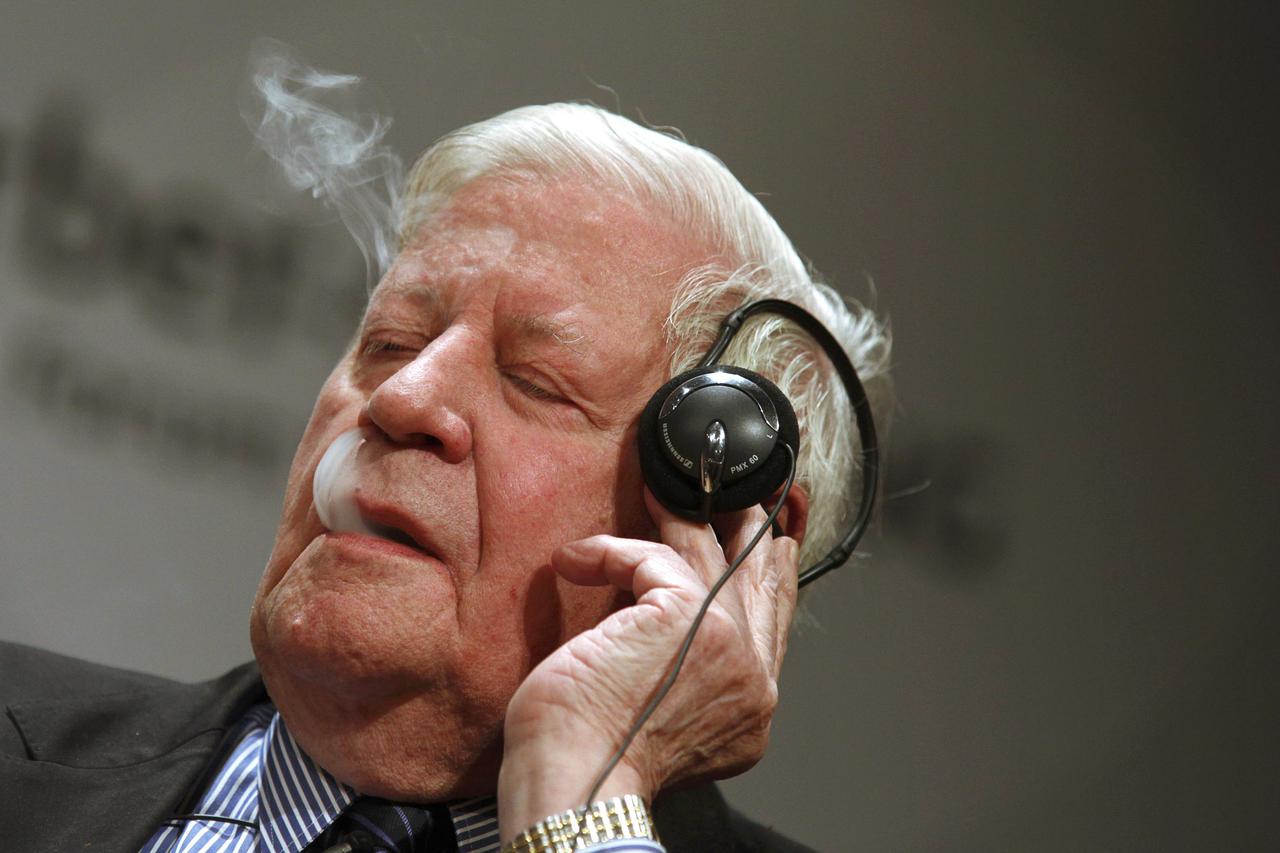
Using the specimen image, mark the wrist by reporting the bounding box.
[498,735,650,844]
[500,794,660,853]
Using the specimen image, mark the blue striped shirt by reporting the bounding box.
[138,703,501,853]
[138,703,661,853]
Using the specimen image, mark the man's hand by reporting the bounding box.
[497,490,800,841]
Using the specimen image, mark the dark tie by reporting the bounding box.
[305,796,459,853]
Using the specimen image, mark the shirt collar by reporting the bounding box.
[178,704,499,852]
[257,711,357,852]
[258,711,501,853]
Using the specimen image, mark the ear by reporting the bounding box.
[771,483,809,545]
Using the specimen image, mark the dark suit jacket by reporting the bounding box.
[0,642,811,852]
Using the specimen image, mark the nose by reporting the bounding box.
[359,336,474,464]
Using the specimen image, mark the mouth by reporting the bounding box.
[360,516,434,557]
[350,499,441,562]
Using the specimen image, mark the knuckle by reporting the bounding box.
[758,677,780,716]
[652,542,681,563]
[644,585,702,625]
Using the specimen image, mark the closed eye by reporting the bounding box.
[504,373,568,404]
[361,339,417,357]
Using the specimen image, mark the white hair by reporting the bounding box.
[399,103,892,568]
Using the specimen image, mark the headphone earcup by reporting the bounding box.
[638,365,800,518]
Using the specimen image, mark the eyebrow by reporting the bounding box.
[510,312,590,356]
[371,282,593,359]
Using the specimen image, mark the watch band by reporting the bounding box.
[502,794,659,853]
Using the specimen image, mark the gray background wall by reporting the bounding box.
[1,3,1277,850]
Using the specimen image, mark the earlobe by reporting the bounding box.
[774,484,809,545]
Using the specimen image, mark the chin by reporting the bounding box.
[258,643,509,801]
[252,593,437,695]
[252,542,460,686]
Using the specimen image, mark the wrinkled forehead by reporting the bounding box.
[375,172,709,330]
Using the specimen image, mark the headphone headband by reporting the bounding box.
[699,300,880,586]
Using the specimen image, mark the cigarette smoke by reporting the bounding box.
[242,39,404,289]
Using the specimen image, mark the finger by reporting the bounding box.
[770,536,801,677]
[710,502,774,587]
[711,504,801,678]
[642,489,730,586]
[552,535,704,602]
[710,503,782,653]
[641,491,759,633]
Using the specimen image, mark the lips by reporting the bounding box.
[353,498,439,560]
[362,520,421,551]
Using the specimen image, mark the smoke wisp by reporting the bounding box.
[243,40,404,289]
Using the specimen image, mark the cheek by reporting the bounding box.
[480,431,633,551]
[464,431,635,649]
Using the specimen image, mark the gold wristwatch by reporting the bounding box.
[502,794,659,853]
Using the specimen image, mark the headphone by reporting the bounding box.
[581,298,883,804]
[637,299,880,586]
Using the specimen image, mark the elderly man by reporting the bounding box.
[1,104,889,852]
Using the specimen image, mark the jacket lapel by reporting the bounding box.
[3,661,265,852]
